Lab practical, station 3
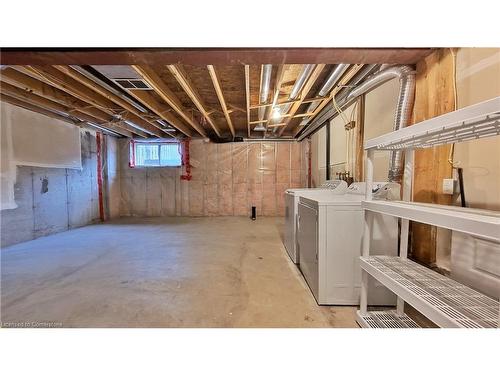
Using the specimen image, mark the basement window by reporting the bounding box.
[130,141,181,167]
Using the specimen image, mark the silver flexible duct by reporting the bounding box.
[255,64,273,131]
[297,65,416,183]
[271,64,316,135]
[298,65,378,137]
[299,64,350,127]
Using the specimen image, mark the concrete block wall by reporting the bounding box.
[0,131,100,248]
[119,139,309,217]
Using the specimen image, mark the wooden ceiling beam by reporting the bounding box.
[1,93,75,125]
[0,93,134,138]
[244,65,251,138]
[132,65,208,137]
[249,96,325,110]
[0,48,435,65]
[293,64,364,137]
[264,64,285,137]
[52,65,171,136]
[123,89,194,137]
[0,68,147,138]
[207,65,235,137]
[278,64,326,135]
[167,65,221,137]
[20,66,165,138]
[23,66,119,115]
[249,112,317,124]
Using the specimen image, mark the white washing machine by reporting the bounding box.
[296,182,400,305]
[284,180,348,263]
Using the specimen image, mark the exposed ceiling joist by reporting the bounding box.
[293,64,364,137]
[167,65,221,137]
[0,68,148,138]
[249,96,325,110]
[1,93,75,125]
[123,89,194,137]
[52,65,172,137]
[20,66,164,137]
[207,65,235,137]
[0,93,133,138]
[264,64,285,137]
[132,65,208,137]
[23,66,120,115]
[0,48,434,65]
[278,64,325,135]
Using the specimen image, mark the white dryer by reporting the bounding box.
[296,182,400,305]
[284,180,348,263]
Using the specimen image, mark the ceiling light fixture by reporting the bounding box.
[272,107,281,120]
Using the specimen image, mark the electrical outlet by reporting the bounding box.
[443,178,455,195]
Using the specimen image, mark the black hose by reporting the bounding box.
[457,167,466,207]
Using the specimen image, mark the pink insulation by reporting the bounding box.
[119,139,309,217]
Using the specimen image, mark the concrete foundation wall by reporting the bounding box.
[105,135,121,219]
[0,131,100,248]
[119,139,308,217]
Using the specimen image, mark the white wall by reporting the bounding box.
[364,79,400,181]
[454,48,500,210]
[310,79,400,186]
[1,102,82,211]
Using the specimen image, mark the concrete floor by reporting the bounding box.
[1,217,357,328]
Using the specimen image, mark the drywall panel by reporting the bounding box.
[7,102,81,169]
[1,103,16,210]
[454,48,500,210]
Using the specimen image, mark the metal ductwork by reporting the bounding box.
[298,64,350,127]
[297,64,416,183]
[71,66,149,114]
[270,64,316,135]
[254,64,273,132]
[298,64,378,138]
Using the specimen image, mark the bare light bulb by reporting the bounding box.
[272,108,281,120]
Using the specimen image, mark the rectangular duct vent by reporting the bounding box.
[113,78,152,90]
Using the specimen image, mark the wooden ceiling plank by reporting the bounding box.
[207,65,235,137]
[278,64,325,135]
[244,65,251,138]
[167,65,221,137]
[122,90,193,137]
[132,65,208,137]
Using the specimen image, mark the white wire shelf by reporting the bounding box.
[356,310,420,328]
[360,256,499,328]
[362,200,500,243]
[365,96,500,150]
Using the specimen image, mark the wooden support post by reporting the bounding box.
[410,49,455,266]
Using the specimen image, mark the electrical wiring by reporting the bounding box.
[448,48,461,170]
[332,95,349,124]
